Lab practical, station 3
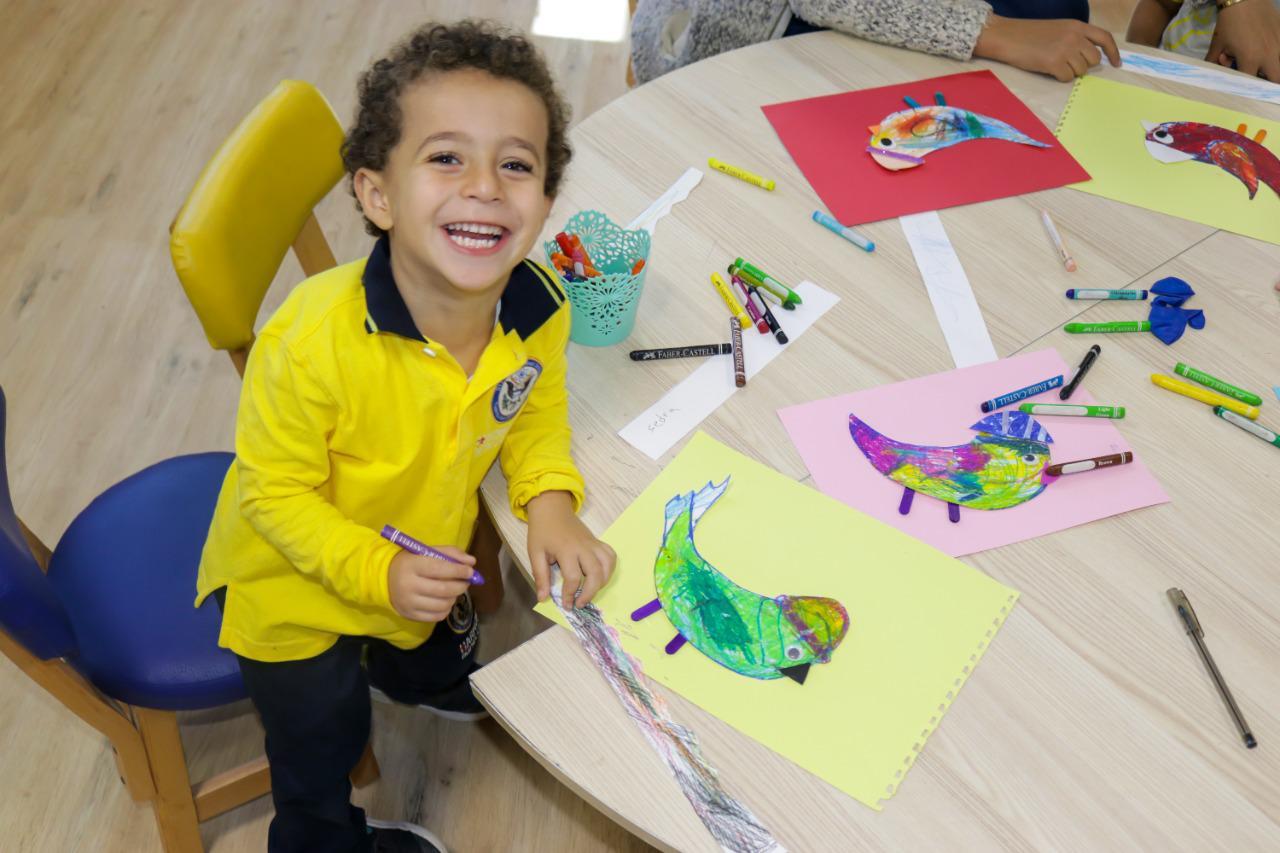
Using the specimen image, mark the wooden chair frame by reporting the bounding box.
[3,518,379,852]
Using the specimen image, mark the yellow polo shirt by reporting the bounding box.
[195,236,584,662]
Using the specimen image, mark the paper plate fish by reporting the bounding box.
[630,478,849,684]
[867,104,1051,171]
[848,411,1056,522]
[1142,121,1279,201]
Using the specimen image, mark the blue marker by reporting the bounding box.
[811,211,875,252]
[1065,288,1148,300]
[979,375,1064,413]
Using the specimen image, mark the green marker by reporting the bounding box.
[1175,363,1262,406]
[1019,403,1125,418]
[1064,321,1150,333]
[1214,406,1280,448]
[733,257,801,307]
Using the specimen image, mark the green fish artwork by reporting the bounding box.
[630,478,849,684]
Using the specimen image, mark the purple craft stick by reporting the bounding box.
[380,524,484,586]
[947,503,961,524]
[899,487,915,515]
[665,634,688,655]
[632,598,663,621]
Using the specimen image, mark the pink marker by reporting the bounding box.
[731,274,769,334]
[381,525,484,585]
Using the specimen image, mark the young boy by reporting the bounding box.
[195,20,616,853]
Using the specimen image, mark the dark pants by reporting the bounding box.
[225,591,479,853]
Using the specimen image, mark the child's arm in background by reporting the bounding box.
[1127,0,1182,46]
[236,334,473,619]
[499,310,615,609]
[793,0,1120,81]
[1207,0,1280,81]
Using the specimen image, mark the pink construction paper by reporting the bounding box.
[777,350,1169,556]
[762,70,1090,226]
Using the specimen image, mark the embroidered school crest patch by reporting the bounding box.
[492,359,542,422]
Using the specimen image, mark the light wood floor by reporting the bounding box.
[0,1,1136,851]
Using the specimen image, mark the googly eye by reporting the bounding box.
[786,646,802,660]
[878,138,894,148]
[1153,129,1171,143]
[1022,454,1038,463]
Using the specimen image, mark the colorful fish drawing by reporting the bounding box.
[1142,120,1279,201]
[630,478,849,684]
[867,104,1051,171]
[848,411,1057,523]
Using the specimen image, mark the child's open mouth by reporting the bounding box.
[443,222,509,255]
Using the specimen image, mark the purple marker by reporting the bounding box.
[979,375,1063,413]
[381,524,484,585]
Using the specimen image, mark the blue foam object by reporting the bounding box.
[1147,276,1205,345]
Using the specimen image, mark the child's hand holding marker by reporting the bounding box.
[387,545,479,623]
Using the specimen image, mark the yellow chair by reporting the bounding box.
[170,79,346,377]
[167,77,381,830]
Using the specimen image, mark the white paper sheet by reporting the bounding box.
[899,211,997,369]
[625,167,703,235]
[1116,50,1280,106]
[618,281,839,460]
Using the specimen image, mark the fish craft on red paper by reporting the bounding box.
[1143,120,1279,200]
[867,104,1051,171]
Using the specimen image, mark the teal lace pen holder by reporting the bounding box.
[543,210,651,346]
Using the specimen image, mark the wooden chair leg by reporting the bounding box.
[135,707,204,853]
[112,734,158,803]
[350,740,380,788]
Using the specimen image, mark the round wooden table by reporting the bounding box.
[475,33,1280,852]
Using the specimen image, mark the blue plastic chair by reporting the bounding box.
[0,386,266,852]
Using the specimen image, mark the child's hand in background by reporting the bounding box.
[1208,0,1280,82]
[388,546,476,622]
[976,15,1121,82]
[526,490,616,609]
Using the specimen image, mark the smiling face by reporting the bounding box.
[355,68,554,295]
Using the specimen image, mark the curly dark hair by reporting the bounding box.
[341,20,573,237]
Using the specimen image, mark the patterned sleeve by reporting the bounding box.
[790,0,994,61]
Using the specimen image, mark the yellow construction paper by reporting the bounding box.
[1057,75,1280,245]
[537,432,1018,809]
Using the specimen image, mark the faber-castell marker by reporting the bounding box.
[812,210,875,252]
[1060,344,1100,400]
[730,263,795,311]
[1151,374,1260,420]
[1175,363,1263,406]
[629,344,733,361]
[1214,406,1280,448]
[730,317,746,387]
[1045,452,1133,476]
[1167,587,1257,749]
[381,525,484,585]
[1019,403,1125,418]
[1064,321,1150,334]
[710,272,753,330]
[730,274,769,334]
[979,375,1064,413]
[707,157,775,191]
[1040,210,1077,272]
[1065,288,1148,300]
[733,258,802,307]
[746,284,788,344]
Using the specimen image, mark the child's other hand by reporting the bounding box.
[1207,0,1280,82]
[387,546,476,622]
[525,491,616,609]
[975,16,1122,83]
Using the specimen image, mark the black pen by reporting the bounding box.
[629,343,733,361]
[1167,588,1256,749]
[1060,344,1100,400]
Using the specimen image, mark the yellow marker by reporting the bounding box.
[1150,374,1260,420]
[710,272,753,330]
[708,158,775,191]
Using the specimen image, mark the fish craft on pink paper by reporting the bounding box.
[1143,120,1279,200]
[867,102,1051,171]
[848,411,1057,523]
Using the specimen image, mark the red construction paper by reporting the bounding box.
[762,70,1090,226]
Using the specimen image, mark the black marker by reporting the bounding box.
[746,284,788,345]
[1060,345,1100,400]
[630,343,733,362]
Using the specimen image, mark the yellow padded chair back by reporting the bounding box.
[170,80,345,358]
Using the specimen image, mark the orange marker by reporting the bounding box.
[631,259,645,275]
